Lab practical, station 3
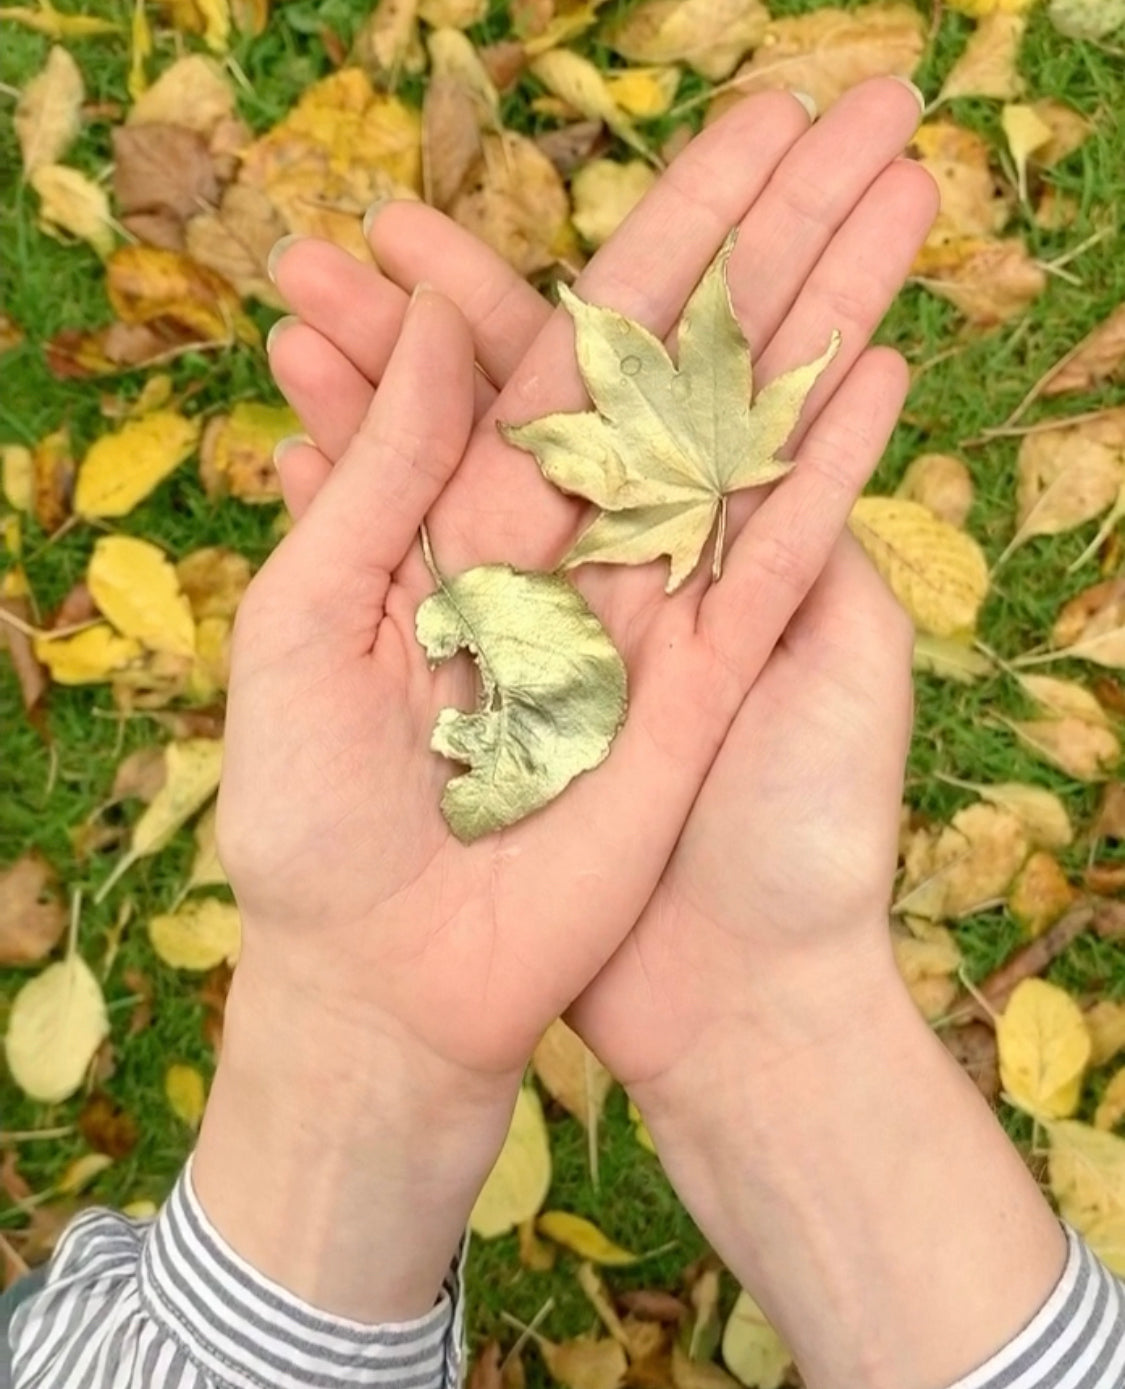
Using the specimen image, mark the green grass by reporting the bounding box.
[2,0,1125,1381]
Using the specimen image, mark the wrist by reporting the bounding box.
[193,947,521,1322]
[631,938,1065,1389]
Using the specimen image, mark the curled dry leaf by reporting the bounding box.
[150,898,241,971]
[529,50,648,160]
[1029,98,1093,167]
[537,1211,638,1265]
[447,131,575,278]
[165,1062,207,1127]
[75,410,201,518]
[1,595,49,716]
[570,159,657,247]
[15,44,83,174]
[416,564,626,841]
[937,13,1025,102]
[4,948,110,1103]
[533,1017,613,1127]
[912,122,1014,247]
[1095,780,1125,841]
[176,547,252,622]
[849,497,989,639]
[504,237,839,592]
[1044,306,1125,398]
[892,918,962,1020]
[199,402,298,503]
[1052,577,1125,669]
[1008,851,1077,937]
[720,1290,791,1389]
[0,853,67,966]
[470,1085,552,1238]
[603,0,769,81]
[77,1091,139,1159]
[541,1337,627,1389]
[724,1,925,113]
[32,425,74,533]
[896,802,1029,919]
[1048,1120,1125,1274]
[112,745,168,803]
[88,536,195,657]
[1001,409,1125,562]
[894,452,974,528]
[913,236,1046,327]
[1086,1001,1125,1068]
[997,978,1091,1120]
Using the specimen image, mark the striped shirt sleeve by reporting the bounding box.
[9,1159,464,1389]
[943,1227,1125,1389]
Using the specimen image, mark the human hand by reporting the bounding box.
[265,78,933,1087]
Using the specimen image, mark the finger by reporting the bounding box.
[699,346,909,679]
[751,158,938,446]
[271,232,549,400]
[270,311,496,462]
[273,438,331,521]
[269,318,378,461]
[726,76,925,361]
[284,288,476,597]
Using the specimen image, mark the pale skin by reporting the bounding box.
[194,78,1066,1389]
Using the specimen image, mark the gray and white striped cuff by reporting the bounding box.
[139,1161,461,1389]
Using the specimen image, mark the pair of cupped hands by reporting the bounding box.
[209,73,934,1281]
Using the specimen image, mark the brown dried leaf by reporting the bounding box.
[1044,306,1125,399]
[184,184,288,305]
[449,130,576,277]
[911,122,1014,246]
[112,745,168,803]
[469,1343,504,1389]
[0,596,48,718]
[199,402,299,503]
[15,45,84,174]
[913,235,1046,327]
[32,426,74,533]
[0,853,67,966]
[1096,782,1125,841]
[938,13,1025,102]
[536,121,606,174]
[175,547,251,622]
[1009,717,1120,781]
[542,1337,627,1389]
[0,312,25,355]
[352,0,425,86]
[113,124,220,222]
[1005,415,1125,559]
[894,452,974,528]
[77,1092,139,1159]
[726,1,926,112]
[1009,851,1078,937]
[942,1022,1000,1102]
[423,74,484,211]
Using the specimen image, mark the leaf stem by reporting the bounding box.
[712,496,728,582]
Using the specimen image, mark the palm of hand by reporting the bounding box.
[250,80,936,1079]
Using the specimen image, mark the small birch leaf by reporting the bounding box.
[416,564,626,842]
[502,235,839,593]
[536,1211,638,1265]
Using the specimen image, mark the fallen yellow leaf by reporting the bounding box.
[31,164,115,258]
[150,898,241,971]
[604,0,768,81]
[537,1211,638,1265]
[165,1062,207,1126]
[76,410,201,518]
[4,947,109,1103]
[849,496,990,638]
[14,44,83,174]
[1048,1119,1125,1274]
[721,1290,791,1389]
[34,624,143,685]
[937,13,1025,102]
[998,978,1091,1120]
[571,159,657,248]
[470,1085,552,1238]
[87,535,196,657]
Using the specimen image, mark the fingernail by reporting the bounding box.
[790,90,817,120]
[410,280,434,305]
[266,314,299,355]
[891,75,926,112]
[266,234,301,284]
[362,197,392,240]
[273,434,309,467]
